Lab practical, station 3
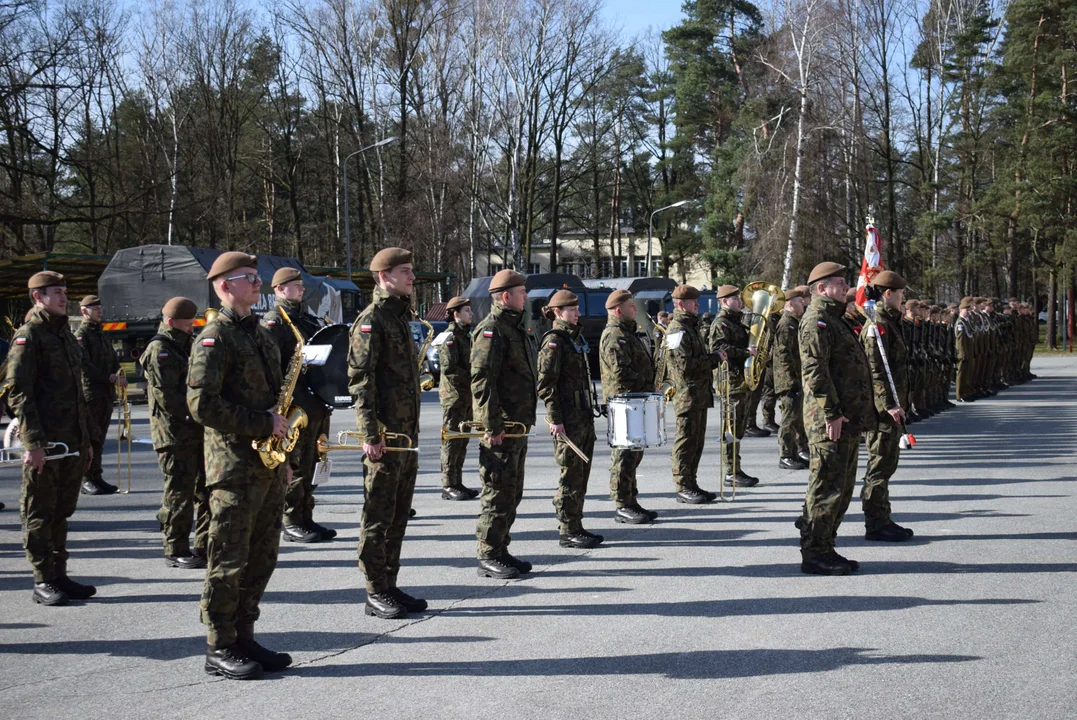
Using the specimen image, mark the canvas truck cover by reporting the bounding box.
[98,245,358,324]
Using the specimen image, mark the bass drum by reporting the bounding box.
[303,324,355,409]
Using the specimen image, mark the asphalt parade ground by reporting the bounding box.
[1,357,1076,720]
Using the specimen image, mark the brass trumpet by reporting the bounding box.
[441,421,529,443]
[319,425,420,456]
[116,369,132,494]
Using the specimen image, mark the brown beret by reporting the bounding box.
[845,289,858,304]
[162,297,197,320]
[546,289,579,308]
[489,269,527,293]
[370,247,413,273]
[716,284,740,299]
[794,285,810,296]
[207,251,258,280]
[28,271,65,290]
[905,299,921,308]
[445,296,470,312]
[871,270,906,291]
[672,285,700,300]
[959,298,973,310]
[784,287,804,300]
[808,261,847,285]
[929,305,942,313]
[80,295,102,308]
[605,289,633,309]
[272,267,303,287]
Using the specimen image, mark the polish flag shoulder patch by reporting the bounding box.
[817,321,827,328]
[201,338,216,347]
[76,336,82,343]
[266,320,277,326]
[15,337,26,345]
[359,324,372,333]
[446,339,453,345]
[158,352,169,359]
[548,341,558,349]
[617,339,626,345]
[482,330,494,338]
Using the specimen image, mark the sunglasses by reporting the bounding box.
[225,273,262,285]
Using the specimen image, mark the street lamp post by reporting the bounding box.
[343,136,399,282]
[647,200,689,277]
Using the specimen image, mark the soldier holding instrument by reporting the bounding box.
[437,296,480,501]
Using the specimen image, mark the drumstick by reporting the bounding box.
[545,419,590,463]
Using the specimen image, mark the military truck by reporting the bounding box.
[96,244,360,389]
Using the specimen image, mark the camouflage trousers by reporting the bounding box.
[862,423,901,532]
[359,449,418,593]
[671,409,707,491]
[155,447,209,557]
[476,435,528,560]
[609,448,643,508]
[778,392,807,458]
[285,410,331,527]
[21,450,88,583]
[799,433,861,557]
[553,422,596,534]
[440,403,471,488]
[746,368,777,426]
[200,463,285,647]
[82,396,113,485]
[720,391,749,468]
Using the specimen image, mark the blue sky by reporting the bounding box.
[603,0,686,39]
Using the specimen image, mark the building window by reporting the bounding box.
[599,260,612,278]
[619,260,629,277]
[489,263,503,274]
[651,259,662,275]
[528,263,541,274]
[634,260,647,276]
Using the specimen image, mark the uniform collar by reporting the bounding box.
[492,303,524,327]
[609,315,635,333]
[449,321,470,334]
[672,309,697,327]
[553,319,579,337]
[717,308,742,322]
[31,305,68,330]
[157,322,193,346]
[220,305,259,330]
[811,295,846,317]
[276,298,303,315]
[373,286,411,318]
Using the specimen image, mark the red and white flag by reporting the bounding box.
[855,221,883,306]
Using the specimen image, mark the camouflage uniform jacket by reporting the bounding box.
[471,303,537,435]
[537,320,593,426]
[799,295,874,436]
[860,304,908,426]
[75,320,118,402]
[708,308,750,388]
[5,306,90,451]
[599,315,654,401]
[438,321,472,416]
[187,306,283,481]
[771,311,802,395]
[262,298,326,416]
[346,287,420,444]
[140,323,201,450]
[666,309,722,414]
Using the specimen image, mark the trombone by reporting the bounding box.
[441,421,530,443]
[716,360,738,502]
[116,369,132,494]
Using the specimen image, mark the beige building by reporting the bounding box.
[475,227,712,287]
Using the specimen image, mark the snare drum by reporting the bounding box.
[606,392,667,449]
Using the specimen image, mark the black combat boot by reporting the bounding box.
[477,557,519,580]
[763,420,780,433]
[389,587,428,613]
[614,506,651,524]
[797,449,811,463]
[308,520,337,540]
[725,470,760,487]
[441,485,473,501]
[559,530,603,549]
[237,638,292,673]
[409,508,417,518]
[281,524,322,543]
[501,552,532,574]
[32,582,69,606]
[81,479,115,496]
[166,554,207,570]
[779,456,809,470]
[831,551,860,572]
[0,502,6,511]
[865,522,914,542]
[800,551,853,576]
[205,644,263,680]
[635,503,659,520]
[744,425,770,438]
[365,591,408,619]
[54,562,96,600]
[676,488,712,504]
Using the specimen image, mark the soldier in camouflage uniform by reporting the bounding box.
[471,270,537,579]
[666,285,725,504]
[6,271,94,606]
[262,267,336,544]
[859,271,915,542]
[188,252,292,681]
[536,290,602,549]
[346,248,424,619]
[903,300,925,421]
[652,311,670,393]
[436,296,479,501]
[744,313,778,438]
[74,295,125,495]
[140,297,209,569]
[708,284,759,487]
[796,262,874,576]
[699,312,715,347]
[772,287,809,470]
[600,289,657,525]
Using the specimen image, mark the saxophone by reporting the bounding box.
[416,311,436,391]
[252,305,309,469]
